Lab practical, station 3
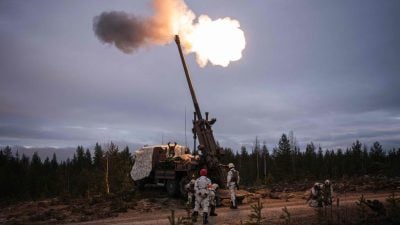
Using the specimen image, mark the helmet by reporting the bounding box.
[228,163,235,169]
[200,168,208,176]
[325,179,331,186]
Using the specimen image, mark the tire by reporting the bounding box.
[134,179,146,191]
[166,180,179,197]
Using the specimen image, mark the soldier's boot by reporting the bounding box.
[202,212,208,224]
[191,211,198,222]
[231,200,238,209]
[210,206,217,216]
[230,201,235,209]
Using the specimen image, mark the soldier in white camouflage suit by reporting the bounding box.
[308,182,323,207]
[208,183,219,216]
[322,179,334,206]
[227,163,240,209]
[184,174,196,208]
[192,168,211,224]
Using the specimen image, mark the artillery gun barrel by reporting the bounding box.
[174,35,203,121]
[174,35,227,188]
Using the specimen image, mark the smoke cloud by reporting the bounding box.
[94,12,148,53]
[93,0,245,67]
[93,0,194,53]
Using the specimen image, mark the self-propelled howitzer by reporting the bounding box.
[175,35,227,188]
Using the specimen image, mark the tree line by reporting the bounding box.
[1,134,400,201]
[0,142,133,201]
[220,134,400,186]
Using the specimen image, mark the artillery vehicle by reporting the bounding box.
[130,142,199,196]
[130,35,227,197]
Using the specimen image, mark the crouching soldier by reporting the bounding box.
[192,169,211,224]
[227,163,240,209]
[322,179,334,206]
[185,174,196,208]
[308,183,323,207]
[208,183,219,216]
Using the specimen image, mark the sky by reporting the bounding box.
[0,0,399,153]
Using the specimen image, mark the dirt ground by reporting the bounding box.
[71,191,394,225]
[2,176,399,225]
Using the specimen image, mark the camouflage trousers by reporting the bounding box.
[194,190,210,213]
[187,192,194,205]
[228,182,237,206]
[209,190,216,207]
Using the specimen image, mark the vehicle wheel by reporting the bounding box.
[179,176,190,198]
[215,195,222,207]
[166,180,179,197]
[134,179,146,191]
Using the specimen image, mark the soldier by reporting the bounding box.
[192,168,211,224]
[208,183,219,216]
[322,179,334,206]
[185,174,196,208]
[308,182,323,207]
[227,163,240,209]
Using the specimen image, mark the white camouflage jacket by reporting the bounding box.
[195,176,211,193]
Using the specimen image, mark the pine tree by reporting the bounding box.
[275,134,292,180]
[29,152,43,199]
[336,148,344,178]
[261,143,270,184]
[105,142,119,194]
[351,140,363,175]
[368,141,385,174]
[119,146,134,192]
[305,142,316,178]
[316,146,324,179]
[92,143,105,194]
[239,146,250,185]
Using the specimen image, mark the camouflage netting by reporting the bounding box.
[130,146,154,181]
[130,145,191,181]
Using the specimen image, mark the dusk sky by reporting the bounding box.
[1,0,399,152]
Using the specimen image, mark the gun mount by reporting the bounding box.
[175,35,227,188]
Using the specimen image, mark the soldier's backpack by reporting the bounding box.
[231,170,238,182]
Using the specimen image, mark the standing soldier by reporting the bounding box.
[185,174,196,208]
[227,163,240,209]
[208,183,219,216]
[322,179,334,206]
[192,168,211,224]
[308,182,323,207]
